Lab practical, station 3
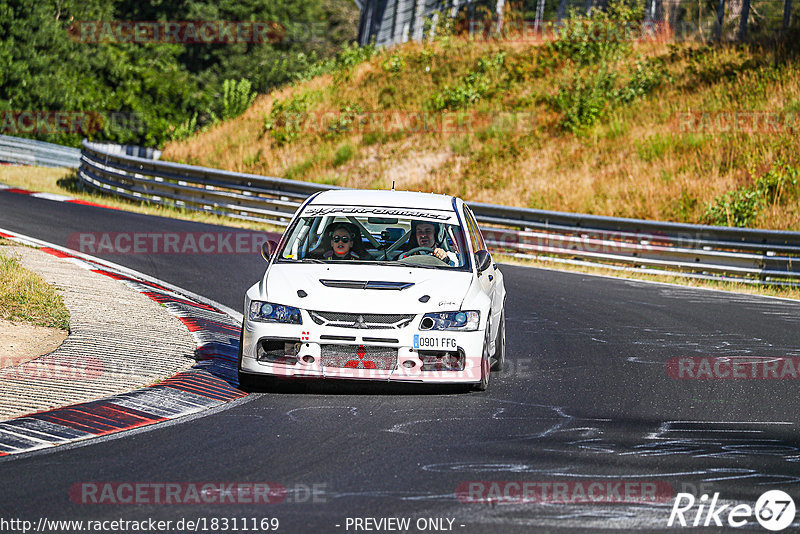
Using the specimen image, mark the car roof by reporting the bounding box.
[309,189,457,212]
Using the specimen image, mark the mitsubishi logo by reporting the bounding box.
[344,345,376,369]
[352,315,367,329]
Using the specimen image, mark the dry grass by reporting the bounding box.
[0,166,283,232]
[164,37,800,230]
[0,244,70,330]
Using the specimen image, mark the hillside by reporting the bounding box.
[163,11,800,230]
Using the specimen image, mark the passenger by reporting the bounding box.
[309,222,367,260]
[403,221,457,266]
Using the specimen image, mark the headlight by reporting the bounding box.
[419,311,479,331]
[249,301,302,324]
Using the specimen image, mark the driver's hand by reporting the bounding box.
[433,248,447,260]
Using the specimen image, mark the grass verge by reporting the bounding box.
[0,240,70,330]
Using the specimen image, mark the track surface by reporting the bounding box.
[2,191,800,532]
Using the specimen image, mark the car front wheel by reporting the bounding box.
[491,310,505,372]
[472,322,491,392]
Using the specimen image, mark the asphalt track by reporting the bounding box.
[1,190,800,532]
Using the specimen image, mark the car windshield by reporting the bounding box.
[277,211,470,270]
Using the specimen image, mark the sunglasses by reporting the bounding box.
[332,235,351,243]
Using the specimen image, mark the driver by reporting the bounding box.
[405,221,457,266]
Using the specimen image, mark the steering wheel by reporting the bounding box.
[398,247,435,260]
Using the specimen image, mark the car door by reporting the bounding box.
[463,206,499,341]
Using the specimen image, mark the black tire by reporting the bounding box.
[491,310,505,372]
[472,324,491,392]
[237,371,261,391]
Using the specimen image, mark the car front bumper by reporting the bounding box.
[239,318,486,384]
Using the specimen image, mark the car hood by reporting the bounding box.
[259,263,473,314]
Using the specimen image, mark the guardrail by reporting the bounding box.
[78,139,800,287]
[0,135,81,168]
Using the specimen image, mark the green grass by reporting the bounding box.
[0,243,70,330]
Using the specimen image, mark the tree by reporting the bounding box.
[738,0,751,40]
[784,0,793,31]
[715,0,726,40]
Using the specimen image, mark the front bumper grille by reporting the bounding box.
[257,338,299,365]
[321,344,398,370]
[309,311,414,330]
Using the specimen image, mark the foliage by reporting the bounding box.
[218,79,256,121]
[429,51,506,111]
[547,0,639,65]
[550,2,668,133]
[555,67,618,132]
[324,103,364,138]
[381,54,405,75]
[263,93,311,145]
[293,42,380,83]
[704,161,800,226]
[0,0,359,148]
[332,142,355,166]
[0,249,70,330]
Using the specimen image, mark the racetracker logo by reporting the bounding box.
[464,19,671,43]
[0,111,103,135]
[667,357,800,380]
[67,232,281,255]
[0,111,144,135]
[456,480,673,504]
[0,355,103,380]
[668,490,796,531]
[69,21,283,44]
[672,111,800,134]
[265,110,536,136]
[68,482,329,505]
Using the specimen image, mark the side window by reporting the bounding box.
[463,208,486,253]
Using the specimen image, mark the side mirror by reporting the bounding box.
[261,240,278,262]
[475,249,492,273]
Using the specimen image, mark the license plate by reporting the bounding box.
[414,335,457,349]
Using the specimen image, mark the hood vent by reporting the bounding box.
[320,279,414,290]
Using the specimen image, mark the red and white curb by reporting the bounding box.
[0,228,246,457]
[0,183,118,210]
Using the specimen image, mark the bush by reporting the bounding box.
[332,143,355,166]
[263,94,311,145]
[704,188,762,227]
[756,161,800,206]
[429,51,506,111]
[548,0,639,65]
[218,79,256,121]
[555,68,618,132]
[381,54,406,75]
[704,161,800,226]
[325,103,364,138]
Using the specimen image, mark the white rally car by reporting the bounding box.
[238,189,506,390]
